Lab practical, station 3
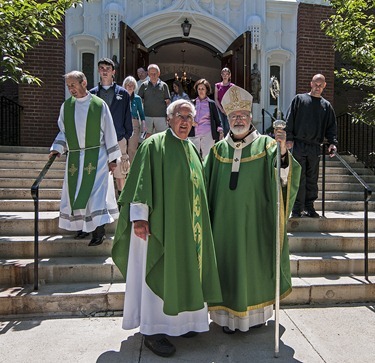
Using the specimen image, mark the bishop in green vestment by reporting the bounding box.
[112,99,222,357]
[204,85,301,333]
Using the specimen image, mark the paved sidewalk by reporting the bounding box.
[1,305,374,363]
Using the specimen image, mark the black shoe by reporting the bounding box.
[305,209,320,218]
[291,211,303,218]
[88,225,106,246]
[180,331,198,338]
[74,230,89,239]
[222,326,236,334]
[144,336,176,357]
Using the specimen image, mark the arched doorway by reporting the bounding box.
[149,41,222,99]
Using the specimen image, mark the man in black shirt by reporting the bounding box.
[285,74,338,218]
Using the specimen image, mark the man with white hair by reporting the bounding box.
[137,64,171,136]
[204,85,301,334]
[113,99,222,357]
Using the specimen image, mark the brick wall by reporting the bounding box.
[297,3,335,105]
[18,22,65,146]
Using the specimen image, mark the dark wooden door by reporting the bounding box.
[119,22,149,82]
[221,31,251,91]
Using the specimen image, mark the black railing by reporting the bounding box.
[0,96,23,145]
[31,154,57,290]
[336,113,375,172]
[322,144,372,281]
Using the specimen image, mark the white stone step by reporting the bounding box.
[0,199,60,212]
[0,256,123,286]
[0,160,66,170]
[284,275,375,305]
[0,188,61,199]
[0,178,63,189]
[1,276,374,317]
[288,232,375,253]
[290,252,375,276]
[0,168,65,178]
[0,212,117,235]
[0,235,113,259]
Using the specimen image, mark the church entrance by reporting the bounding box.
[119,22,252,99]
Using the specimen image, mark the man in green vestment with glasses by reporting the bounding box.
[50,71,121,246]
[112,99,222,358]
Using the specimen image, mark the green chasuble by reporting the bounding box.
[112,129,222,316]
[204,133,301,316]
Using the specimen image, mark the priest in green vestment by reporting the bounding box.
[112,99,222,357]
[204,85,301,334]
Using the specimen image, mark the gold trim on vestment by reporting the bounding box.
[208,287,292,317]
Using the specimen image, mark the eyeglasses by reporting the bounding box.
[175,112,194,122]
[229,114,248,121]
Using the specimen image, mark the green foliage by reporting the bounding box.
[322,0,375,124]
[0,0,81,85]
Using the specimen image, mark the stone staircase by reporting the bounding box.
[0,146,374,317]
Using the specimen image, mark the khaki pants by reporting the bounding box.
[128,118,140,163]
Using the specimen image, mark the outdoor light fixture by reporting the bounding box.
[181,18,192,37]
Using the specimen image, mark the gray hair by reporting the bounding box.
[166,99,196,118]
[148,64,160,73]
[123,75,137,90]
[64,71,86,83]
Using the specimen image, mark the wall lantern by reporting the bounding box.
[181,18,192,37]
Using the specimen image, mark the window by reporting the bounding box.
[82,53,95,89]
[270,65,280,106]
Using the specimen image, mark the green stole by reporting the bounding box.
[64,95,103,213]
[182,141,203,281]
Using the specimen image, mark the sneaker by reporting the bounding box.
[144,335,176,357]
[305,209,320,218]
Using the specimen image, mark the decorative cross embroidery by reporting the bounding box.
[84,162,96,175]
[68,163,78,176]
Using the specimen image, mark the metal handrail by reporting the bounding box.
[30,154,57,290]
[261,108,276,134]
[322,144,372,281]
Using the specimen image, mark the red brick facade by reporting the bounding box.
[296,3,335,104]
[18,23,66,146]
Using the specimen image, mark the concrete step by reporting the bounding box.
[0,160,66,170]
[0,188,61,199]
[319,174,375,183]
[0,282,126,317]
[1,233,373,260]
[0,146,50,154]
[0,168,65,179]
[2,253,374,287]
[318,182,375,192]
[0,256,123,286]
[318,166,372,176]
[1,211,374,236]
[1,276,374,317]
[0,178,63,189]
[0,212,117,235]
[284,275,375,305]
[288,211,375,232]
[290,252,375,276]
[288,232,375,253]
[0,200,60,212]
[0,235,113,259]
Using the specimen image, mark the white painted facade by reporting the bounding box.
[66,0,330,130]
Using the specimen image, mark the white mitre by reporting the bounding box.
[221,85,253,115]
